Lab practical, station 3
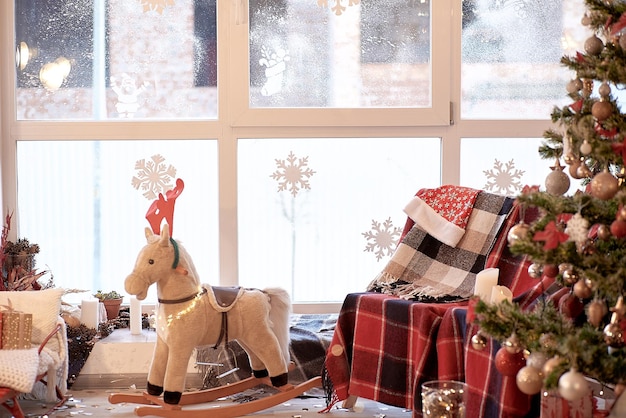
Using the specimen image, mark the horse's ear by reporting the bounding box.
[159,223,171,247]
[144,227,154,242]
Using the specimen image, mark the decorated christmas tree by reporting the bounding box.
[473,0,626,407]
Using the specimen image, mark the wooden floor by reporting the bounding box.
[15,386,411,417]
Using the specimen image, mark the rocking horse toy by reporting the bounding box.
[108,224,322,417]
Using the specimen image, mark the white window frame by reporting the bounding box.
[0,0,553,313]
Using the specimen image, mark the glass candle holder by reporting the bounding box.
[421,380,467,418]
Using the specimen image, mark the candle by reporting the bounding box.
[130,296,142,335]
[474,268,499,301]
[80,299,99,329]
[490,285,513,304]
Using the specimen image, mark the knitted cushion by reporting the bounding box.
[0,288,64,345]
[0,348,39,393]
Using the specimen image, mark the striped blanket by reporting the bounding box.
[368,189,514,301]
[195,314,337,388]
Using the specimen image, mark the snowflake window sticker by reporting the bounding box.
[270,151,316,197]
[483,158,525,196]
[362,217,401,262]
[132,154,177,200]
[318,0,360,16]
[139,0,175,14]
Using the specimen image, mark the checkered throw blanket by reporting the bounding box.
[368,189,515,302]
[196,314,337,388]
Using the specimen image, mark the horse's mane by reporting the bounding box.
[170,237,202,283]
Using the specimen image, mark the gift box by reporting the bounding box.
[540,390,611,418]
[541,391,592,418]
[1,310,32,350]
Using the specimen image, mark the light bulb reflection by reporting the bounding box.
[39,56,71,91]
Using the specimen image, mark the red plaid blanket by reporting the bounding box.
[324,201,549,417]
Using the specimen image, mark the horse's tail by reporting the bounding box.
[264,287,291,365]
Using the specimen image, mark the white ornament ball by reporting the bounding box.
[526,351,548,370]
[558,369,590,401]
[516,366,544,395]
[620,34,626,51]
[579,140,592,155]
[545,169,570,196]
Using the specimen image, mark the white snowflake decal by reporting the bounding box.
[362,217,401,261]
[139,0,175,14]
[270,151,316,197]
[317,0,360,16]
[131,154,177,200]
[483,158,525,196]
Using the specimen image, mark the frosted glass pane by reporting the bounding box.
[460,137,569,195]
[15,0,217,120]
[238,138,441,302]
[249,0,431,108]
[461,0,586,119]
[16,140,218,303]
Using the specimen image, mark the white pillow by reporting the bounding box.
[0,288,64,345]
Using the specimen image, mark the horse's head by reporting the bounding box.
[125,224,194,300]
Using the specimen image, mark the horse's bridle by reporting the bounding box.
[156,237,229,349]
[157,237,206,304]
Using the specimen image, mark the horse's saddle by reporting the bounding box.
[210,286,242,309]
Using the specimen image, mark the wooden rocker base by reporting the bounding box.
[109,376,322,418]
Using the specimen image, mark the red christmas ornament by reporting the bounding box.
[559,293,585,319]
[542,264,559,279]
[611,219,626,238]
[495,347,526,377]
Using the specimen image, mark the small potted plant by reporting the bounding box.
[94,290,124,321]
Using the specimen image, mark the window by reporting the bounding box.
[2,0,586,311]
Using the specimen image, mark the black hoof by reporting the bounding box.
[147,382,163,396]
[164,391,182,405]
[270,372,288,387]
[253,369,269,378]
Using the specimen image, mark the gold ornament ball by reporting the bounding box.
[577,163,592,179]
[618,206,626,222]
[527,263,543,279]
[471,333,487,351]
[516,366,544,395]
[542,356,561,376]
[568,161,583,179]
[592,100,613,121]
[561,268,578,285]
[584,34,604,55]
[573,278,592,299]
[590,171,619,200]
[597,224,611,240]
[545,169,570,196]
[586,299,607,328]
[507,222,530,246]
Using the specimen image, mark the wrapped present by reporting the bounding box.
[1,301,33,350]
[540,390,611,418]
